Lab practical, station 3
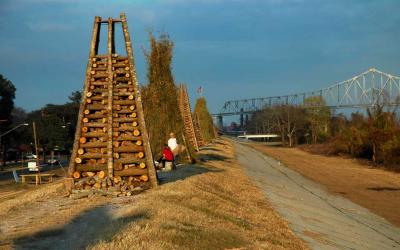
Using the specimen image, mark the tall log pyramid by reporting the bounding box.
[68,13,158,193]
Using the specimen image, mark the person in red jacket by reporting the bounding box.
[162,144,174,171]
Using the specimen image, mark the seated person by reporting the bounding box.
[162,144,174,171]
[168,132,187,165]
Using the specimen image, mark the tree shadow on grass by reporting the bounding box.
[158,164,223,185]
[199,147,222,152]
[198,153,230,162]
[213,140,228,146]
[367,187,400,192]
[12,206,149,250]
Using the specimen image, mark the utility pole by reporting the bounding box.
[33,122,41,177]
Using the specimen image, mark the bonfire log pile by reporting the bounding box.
[178,84,203,151]
[67,13,157,196]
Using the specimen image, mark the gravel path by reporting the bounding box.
[234,141,400,250]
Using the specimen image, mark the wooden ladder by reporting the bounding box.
[178,84,199,151]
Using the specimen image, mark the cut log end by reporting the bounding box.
[140,175,149,182]
[73,171,81,179]
[137,152,144,159]
[114,175,122,184]
[98,170,106,179]
[93,182,101,189]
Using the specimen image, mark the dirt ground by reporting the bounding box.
[0,139,307,250]
[250,143,400,227]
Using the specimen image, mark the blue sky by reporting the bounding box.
[0,0,399,114]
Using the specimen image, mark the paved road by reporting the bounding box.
[234,141,400,250]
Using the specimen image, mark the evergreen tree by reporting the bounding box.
[142,33,183,155]
[193,97,215,143]
[0,74,16,166]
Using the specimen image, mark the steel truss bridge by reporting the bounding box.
[214,68,400,128]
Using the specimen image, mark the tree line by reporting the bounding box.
[0,32,215,163]
[246,96,400,168]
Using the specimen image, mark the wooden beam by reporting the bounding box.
[120,12,158,187]
[68,16,101,177]
[107,17,114,178]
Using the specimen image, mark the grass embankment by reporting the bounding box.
[250,143,400,227]
[90,139,307,249]
[1,138,307,249]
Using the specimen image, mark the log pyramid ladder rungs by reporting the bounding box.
[68,13,157,194]
[178,84,200,151]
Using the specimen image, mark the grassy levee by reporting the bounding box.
[0,138,307,249]
[89,138,307,250]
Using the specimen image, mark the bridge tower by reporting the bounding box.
[217,115,223,131]
[239,108,244,129]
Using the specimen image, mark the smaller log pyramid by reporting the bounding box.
[68,13,157,194]
[178,84,200,151]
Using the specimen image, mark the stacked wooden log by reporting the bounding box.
[111,55,150,191]
[74,56,109,181]
[68,14,157,196]
[71,55,151,195]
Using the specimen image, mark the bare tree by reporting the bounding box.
[273,105,306,147]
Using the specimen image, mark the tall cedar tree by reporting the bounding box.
[0,75,16,167]
[142,33,183,156]
[193,97,215,143]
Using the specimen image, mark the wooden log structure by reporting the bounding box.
[178,84,201,150]
[67,13,158,196]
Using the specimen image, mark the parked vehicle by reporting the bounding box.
[47,158,59,164]
[25,154,37,159]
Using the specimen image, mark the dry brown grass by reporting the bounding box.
[250,144,400,226]
[0,182,63,215]
[0,182,110,248]
[89,139,308,250]
[1,139,307,249]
